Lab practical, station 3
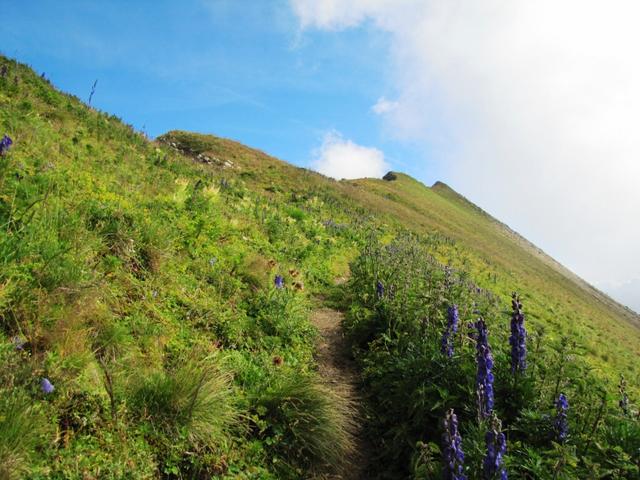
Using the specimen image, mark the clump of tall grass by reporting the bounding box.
[255,372,356,476]
[0,392,49,480]
[128,357,237,446]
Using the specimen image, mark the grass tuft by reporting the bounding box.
[255,372,357,476]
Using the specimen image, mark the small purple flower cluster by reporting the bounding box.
[442,409,467,480]
[483,416,508,480]
[376,280,384,299]
[555,393,569,442]
[441,304,459,358]
[274,275,284,289]
[0,134,12,155]
[509,293,527,373]
[7,334,55,394]
[475,318,495,419]
[12,335,26,350]
[41,377,55,394]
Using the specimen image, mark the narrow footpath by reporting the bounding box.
[311,307,371,479]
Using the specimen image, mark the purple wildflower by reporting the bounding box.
[41,378,55,394]
[555,393,569,442]
[441,304,459,358]
[376,280,384,299]
[483,415,507,479]
[442,409,467,480]
[475,318,494,419]
[12,335,26,351]
[0,135,12,155]
[509,293,527,373]
[274,274,284,289]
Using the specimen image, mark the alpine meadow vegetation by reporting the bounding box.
[1,53,640,479]
[344,236,640,478]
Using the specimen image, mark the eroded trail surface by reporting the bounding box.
[311,307,371,480]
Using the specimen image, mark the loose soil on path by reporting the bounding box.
[311,307,371,479]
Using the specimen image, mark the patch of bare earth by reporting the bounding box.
[311,307,371,480]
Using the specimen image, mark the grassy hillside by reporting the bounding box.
[0,57,362,479]
[350,174,640,380]
[1,55,640,479]
[159,132,640,389]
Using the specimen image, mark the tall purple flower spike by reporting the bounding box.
[555,393,569,442]
[509,293,527,373]
[483,415,507,479]
[442,409,467,480]
[441,304,459,358]
[475,318,495,419]
[274,274,284,289]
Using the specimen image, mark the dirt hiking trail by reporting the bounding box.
[311,306,371,480]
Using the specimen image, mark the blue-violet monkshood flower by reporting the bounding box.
[0,134,13,155]
[555,393,569,442]
[483,414,508,480]
[274,275,284,289]
[442,408,467,480]
[509,292,527,373]
[475,318,495,419]
[441,304,459,358]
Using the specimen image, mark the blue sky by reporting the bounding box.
[1,0,438,183]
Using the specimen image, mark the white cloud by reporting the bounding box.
[371,96,399,115]
[289,0,400,30]
[311,131,389,180]
[291,0,640,295]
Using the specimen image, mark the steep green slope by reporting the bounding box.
[352,174,640,378]
[1,56,640,479]
[159,132,640,390]
[0,57,362,479]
